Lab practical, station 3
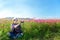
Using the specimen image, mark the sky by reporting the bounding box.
[0,0,59,19]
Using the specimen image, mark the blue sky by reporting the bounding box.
[0,0,59,19]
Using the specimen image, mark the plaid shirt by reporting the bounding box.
[11,23,22,33]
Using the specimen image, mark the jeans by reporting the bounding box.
[9,32,23,39]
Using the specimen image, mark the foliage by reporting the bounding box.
[0,20,60,40]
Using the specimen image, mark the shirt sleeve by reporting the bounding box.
[11,24,14,31]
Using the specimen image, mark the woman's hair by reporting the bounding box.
[12,18,18,24]
[13,18,18,21]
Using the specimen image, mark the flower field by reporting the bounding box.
[0,19,60,40]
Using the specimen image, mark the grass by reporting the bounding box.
[0,19,60,40]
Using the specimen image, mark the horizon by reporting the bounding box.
[0,17,60,20]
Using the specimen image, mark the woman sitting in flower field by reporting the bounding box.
[9,18,23,39]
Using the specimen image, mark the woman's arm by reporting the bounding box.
[10,24,14,32]
[14,24,20,28]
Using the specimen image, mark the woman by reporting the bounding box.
[9,18,23,39]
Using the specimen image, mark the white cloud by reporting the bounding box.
[0,9,13,18]
[0,0,33,18]
[0,8,33,18]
